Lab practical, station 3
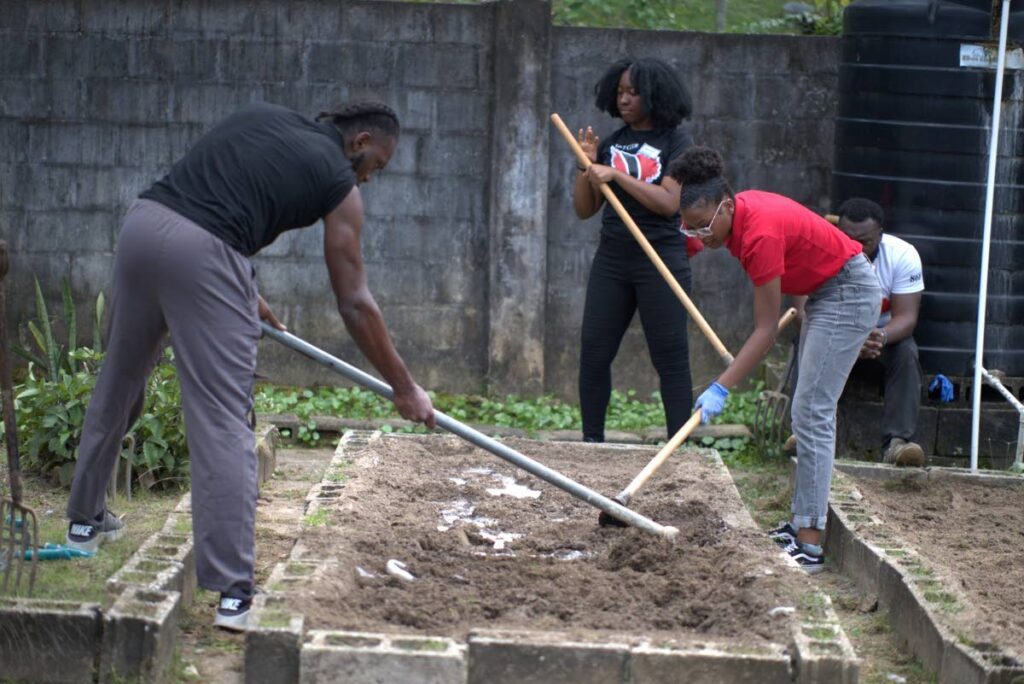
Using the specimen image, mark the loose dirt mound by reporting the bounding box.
[294,435,801,644]
[854,475,1024,659]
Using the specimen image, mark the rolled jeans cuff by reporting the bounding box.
[791,514,827,531]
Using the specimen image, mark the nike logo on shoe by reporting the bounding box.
[70,524,95,537]
[220,598,243,612]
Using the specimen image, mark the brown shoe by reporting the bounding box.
[883,438,925,467]
[783,434,797,454]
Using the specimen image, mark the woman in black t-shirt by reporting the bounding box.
[573,57,694,442]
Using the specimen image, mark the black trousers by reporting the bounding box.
[848,336,923,448]
[579,237,693,442]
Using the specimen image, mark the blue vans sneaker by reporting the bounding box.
[66,510,125,553]
[214,593,252,632]
[768,522,798,546]
[783,540,825,574]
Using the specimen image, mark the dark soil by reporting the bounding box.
[854,475,1024,660]
[295,434,803,644]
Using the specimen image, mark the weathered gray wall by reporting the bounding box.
[0,0,838,399]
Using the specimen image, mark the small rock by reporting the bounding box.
[183,664,200,679]
[858,594,879,613]
[886,675,907,684]
[769,606,796,617]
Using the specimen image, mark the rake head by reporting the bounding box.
[753,390,790,450]
[0,499,38,596]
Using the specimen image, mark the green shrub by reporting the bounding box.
[6,278,189,490]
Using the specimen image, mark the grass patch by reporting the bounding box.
[5,471,179,604]
[302,509,329,527]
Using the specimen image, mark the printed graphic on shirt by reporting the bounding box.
[610,143,663,184]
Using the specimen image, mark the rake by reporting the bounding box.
[0,240,38,595]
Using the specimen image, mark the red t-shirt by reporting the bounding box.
[726,190,862,295]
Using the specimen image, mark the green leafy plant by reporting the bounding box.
[745,0,850,35]
[7,277,187,489]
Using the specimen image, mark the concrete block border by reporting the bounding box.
[825,473,1024,684]
[302,630,466,684]
[0,406,285,684]
[0,597,101,683]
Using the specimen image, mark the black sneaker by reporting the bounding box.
[214,594,252,632]
[783,541,825,574]
[66,510,125,553]
[767,522,797,546]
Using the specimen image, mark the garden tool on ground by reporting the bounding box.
[261,323,680,540]
[0,240,39,595]
[550,113,735,366]
[598,410,702,527]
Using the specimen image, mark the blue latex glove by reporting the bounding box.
[929,374,954,403]
[695,382,729,424]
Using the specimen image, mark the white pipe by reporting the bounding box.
[970,0,1012,471]
[980,367,1024,468]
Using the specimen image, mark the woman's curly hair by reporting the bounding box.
[669,146,734,208]
[593,58,692,128]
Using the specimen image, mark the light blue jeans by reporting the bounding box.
[791,254,880,530]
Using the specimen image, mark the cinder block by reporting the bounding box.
[306,42,393,86]
[127,37,223,82]
[223,39,303,83]
[0,39,42,78]
[0,598,101,683]
[436,92,489,133]
[399,44,478,89]
[467,633,627,684]
[43,35,131,79]
[302,630,466,684]
[106,556,188,605]
[630,642,792,684]
[79,3,168,34]
[85,79,173,124]
[265,560,330,594]
[99,588,181,684]
[244,594,304,684]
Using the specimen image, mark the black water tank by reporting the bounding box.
[833,0,1024,377]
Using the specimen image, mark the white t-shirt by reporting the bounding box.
[870,233,924,326]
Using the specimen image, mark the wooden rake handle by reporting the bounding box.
[777,307,798,333]
[550,113,735,366]
[617,410,703,502]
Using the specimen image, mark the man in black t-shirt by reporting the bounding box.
[65,102,435,632]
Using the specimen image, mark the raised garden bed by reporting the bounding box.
[250,432,858,684]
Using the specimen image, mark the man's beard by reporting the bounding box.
[349,152,365,180]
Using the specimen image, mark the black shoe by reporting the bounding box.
[783,540,825,574]
[767,521,797,546]
[66,510,125,553]
[214,593,252,632]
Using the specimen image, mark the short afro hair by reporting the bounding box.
[593,58,692,129]
[837,197,884,225]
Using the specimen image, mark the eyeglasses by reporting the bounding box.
[682,200,725,238]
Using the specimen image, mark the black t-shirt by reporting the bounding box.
[140,102,356,256]
[596,125,692,244]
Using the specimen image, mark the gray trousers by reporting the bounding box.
[849,336,922,448]
[791,254,880,530]
[67,199,259,597]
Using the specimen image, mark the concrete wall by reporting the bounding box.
[0,0,839,399]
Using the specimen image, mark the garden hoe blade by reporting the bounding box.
[598,411,702,528]
[0,240,38,596]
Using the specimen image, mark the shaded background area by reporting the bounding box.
[0,0,836,399]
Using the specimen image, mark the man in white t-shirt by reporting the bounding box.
[787,198,926,465]
[837,198,926,466]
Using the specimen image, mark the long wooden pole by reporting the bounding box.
[551,113,735,365]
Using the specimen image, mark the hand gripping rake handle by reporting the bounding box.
[261,324,680,540]
[551,113,735,366]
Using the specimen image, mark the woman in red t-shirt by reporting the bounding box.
[669,147,881,574]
